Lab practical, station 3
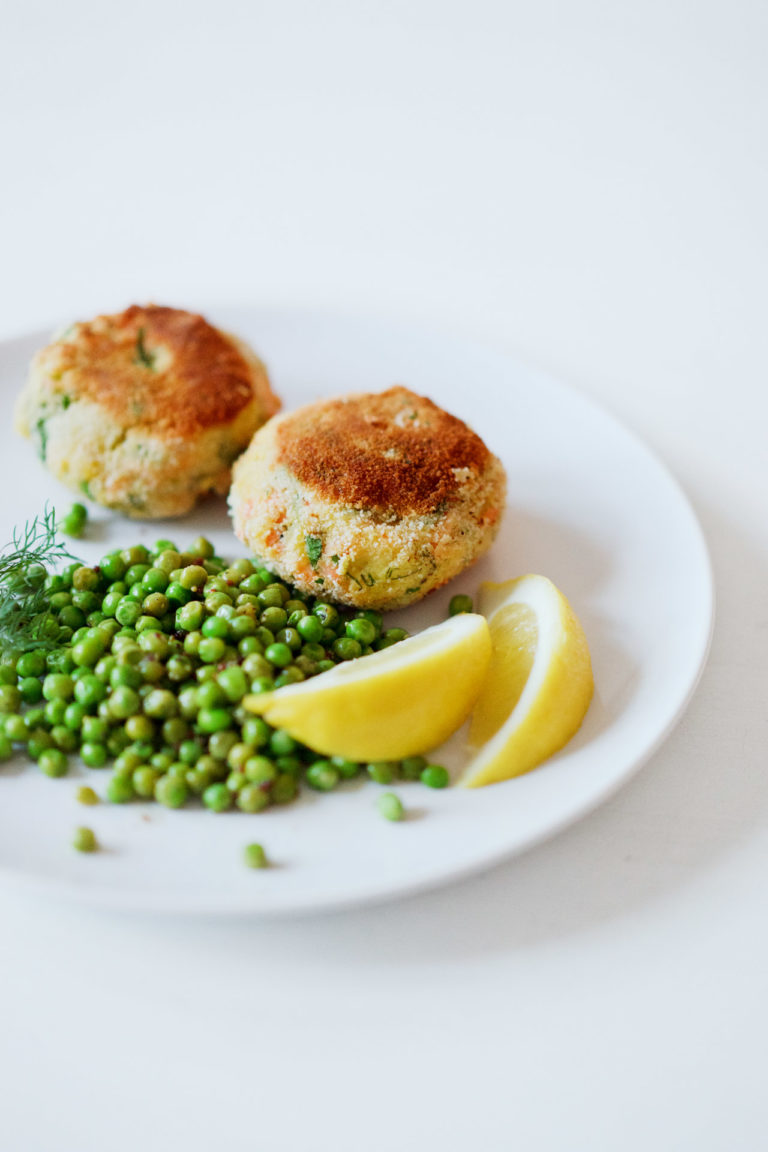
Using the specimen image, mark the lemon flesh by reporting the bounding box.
[244,613,492,762]
[460,575,594,787]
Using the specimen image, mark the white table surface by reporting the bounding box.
[1,2,766,1149]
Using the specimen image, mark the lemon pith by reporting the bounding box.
[460,575,594,787]
[244,613,492,761]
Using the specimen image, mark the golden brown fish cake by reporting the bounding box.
[229,387,506,610]
[15,305,280,518]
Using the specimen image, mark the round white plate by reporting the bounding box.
[0,309,713,915]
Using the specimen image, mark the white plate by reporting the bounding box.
[0,309,714,915]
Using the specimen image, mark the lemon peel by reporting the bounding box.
[460,575,593,787]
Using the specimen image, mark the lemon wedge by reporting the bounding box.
[244,613,492,761]
[460,575,594,787]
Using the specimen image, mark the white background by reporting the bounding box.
[1,2,767,1150]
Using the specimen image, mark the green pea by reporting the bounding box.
[63,702,88,730]
[51,725,78,752]
[137,630,170,658]
[37,747,68,777]
[198,637,226,663]
[81,716,109,743]
[44,698,68,726]
[377,792,404,821]
[243,756,276,785]
[42,673,74,701]
[108,685,140,719]
[4,714,27,742]
[274,627,301,652]
[199,615,228,640]
[76,785,99,806]
[377,628,409,649]
[94,655,117,683]
[242,842,268,868]
[367,761,397,785]
[420,764,449,789]
[269,729,297,757]
[150,751,174,772]
[71,590,100,615]
[178,686,200,718]
[179,739,202,765]
[260,606,288,633]
[330,756,361,779]
[274,667,305,688]
[130,766,157,797]
[238,716,268,747]
[312,602,339,628]
[179,564,208,591]
[73,826,97,852]
[217,666,247,702]
[100,553,127,582]
[115,599,142,627]
[141,592,168,618]
[230,615,257,641]
[81,742,108,768]
[196,680,225,709]
[124,714,155,742]
[142,689,178,719]
[74,674,107,707]
[264,642,292,668]
[16,651,46,678]
[208,730,238,761]
[27,730,55,760]
[333,637,362,661]
[176,601,205,632]
[19,677,43,704]
[449,593,474,616]
[345,618,377,645]
[72,565,100,592]
[24,707,47,730]
[270,773,298,804]
[306,761,339,791]
[197,707,232,734]
[296,614,324,643]
[202,782,233,812]
[107,775,135,803]
[166,655,194,682]
[237,787,270,814]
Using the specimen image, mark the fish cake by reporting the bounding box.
[229,386,506,610]
[15,304,280,518]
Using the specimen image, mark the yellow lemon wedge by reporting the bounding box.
[243,613,492,761]
[459,575,594,787]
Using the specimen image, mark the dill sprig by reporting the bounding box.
[0,506,80,653]
[134,327,156,370]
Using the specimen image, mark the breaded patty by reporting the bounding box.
[229,386,506,610]
[15,305,280,518]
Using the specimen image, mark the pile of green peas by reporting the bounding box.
[0,533,451,815]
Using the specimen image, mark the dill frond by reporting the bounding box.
[0,505,80,653]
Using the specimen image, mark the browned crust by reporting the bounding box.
[49,305,275,436]
[275,386,492,515]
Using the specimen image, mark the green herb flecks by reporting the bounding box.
[0,506,79,653]
[305,535,323,569]
[134,327,156,370]
[36,418,48,461]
